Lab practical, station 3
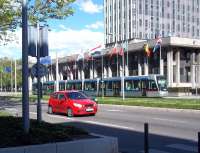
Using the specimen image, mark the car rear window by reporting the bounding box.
[68,92,87,100]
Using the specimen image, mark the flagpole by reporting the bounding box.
[159,45,163,75]
[0,71,2,92]
[15,59,17,93]
[117,53,118,77]
[75,60,76,80]
[92,56,94,79]
[82,56,84,91]
[10,59,13,92]
[56,51,59,91]
[101,51,104,98]
[122,43,125,100]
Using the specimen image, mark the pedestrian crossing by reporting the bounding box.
[138,143,197,153]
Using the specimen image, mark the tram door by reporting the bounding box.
[113,81,121,96]
[141,80,147,96]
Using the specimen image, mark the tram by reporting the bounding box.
[32,75,168,97]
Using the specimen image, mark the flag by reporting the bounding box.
[4,67,11,73]
[153,36,162,53]
[40,56,51,65]
[90,45,102,52]
[119,47,124,56]
[109,43,118,57]
[77,51,84,61]
[144,43,151,57]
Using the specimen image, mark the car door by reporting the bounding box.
[58,93,67,113]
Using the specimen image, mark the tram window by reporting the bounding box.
[75,83,81,90]
[148,80,157,90]
[125,81,133,90]
[133,80,140,91]
[84,83,95,91]
[106,82,112,90]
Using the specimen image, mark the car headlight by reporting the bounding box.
[73,103,83,108]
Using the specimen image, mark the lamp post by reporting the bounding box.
[22,0,30,133]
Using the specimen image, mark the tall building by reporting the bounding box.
[104,0,200,44]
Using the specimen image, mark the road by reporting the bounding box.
[0,100,199,153]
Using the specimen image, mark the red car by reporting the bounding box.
[48,90,98,117]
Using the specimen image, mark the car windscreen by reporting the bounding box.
[68,92,88,100]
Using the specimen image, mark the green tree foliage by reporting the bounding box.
[0,0,76,89]
[0,0,76,41]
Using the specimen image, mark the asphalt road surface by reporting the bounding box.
[0,100,199,153]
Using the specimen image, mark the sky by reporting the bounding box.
[0,0,104,60]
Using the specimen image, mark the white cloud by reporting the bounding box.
[0,29,22,59]
[0,28,104,60]
[49,28,104,59]
[78,0,103,14]
[86,21,103,30]
[59,24,68,31]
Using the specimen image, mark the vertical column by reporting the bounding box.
[60,73,63,81]
[125,64,129,76]
[77,69,80,80]
[190,52,196,89]
[28,76,32,94]
[104,67,107,78]
[94,68,97,78]
[167,50,173,87]
[108,66,112,77]
[138,53,142,76]
[197,52,200,87]
[90,67,93,79]
[175,50,180,86]
[70,70,73,80]
[120,64,123,77]
[144,57,149,75]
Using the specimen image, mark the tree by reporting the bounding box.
[0,0,76,42]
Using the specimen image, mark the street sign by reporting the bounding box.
[31,63,48,78]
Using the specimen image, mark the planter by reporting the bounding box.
[0,134,118,153]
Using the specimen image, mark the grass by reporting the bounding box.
[1,94,200,110]
[97,97,200,110]
[0,113,89,148]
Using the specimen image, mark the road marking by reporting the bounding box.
[46,114,136,131]
[46,114,75,121]
[141,149,170,153]
[167,144,197,152]
[106,109,124,112]
[74,119,136,131]
[153,117,187,124]
[5,108,18,112]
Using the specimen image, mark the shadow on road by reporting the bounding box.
[59,121,197,153]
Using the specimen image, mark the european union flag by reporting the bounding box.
[4,67,11,73]
[40,56,51,65]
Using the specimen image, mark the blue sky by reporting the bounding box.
[0,0,104,60]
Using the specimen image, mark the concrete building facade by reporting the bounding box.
[104,0,200,44]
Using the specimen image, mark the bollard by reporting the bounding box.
[198,132,200,153]
[144,123,149,153]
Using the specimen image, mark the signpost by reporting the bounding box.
[31,63,48,78]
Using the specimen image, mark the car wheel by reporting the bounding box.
[48,106,53,114]
[90,113,96,116]
[67,108,74,117]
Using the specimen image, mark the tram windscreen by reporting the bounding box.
[156,76,167,91]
